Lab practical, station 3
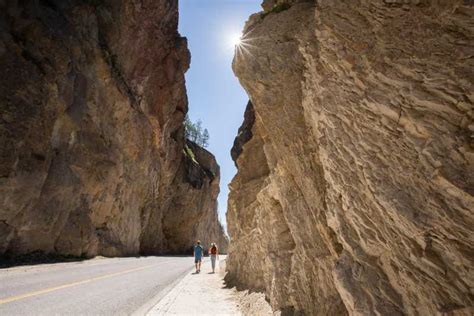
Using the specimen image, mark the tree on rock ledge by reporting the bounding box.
[185,115,210,148]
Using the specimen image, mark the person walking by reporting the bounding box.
[209,243,219,273]
[193,240,204,273]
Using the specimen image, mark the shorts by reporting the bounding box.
[194,257,202,263]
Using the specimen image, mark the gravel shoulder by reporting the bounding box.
[147,256,274,316]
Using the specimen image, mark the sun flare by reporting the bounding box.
[230,33,242,47]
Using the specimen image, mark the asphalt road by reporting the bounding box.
[0,256,195,315]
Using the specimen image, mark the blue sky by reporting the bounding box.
[178,0,261,231]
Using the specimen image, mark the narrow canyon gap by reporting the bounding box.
[226,0,473,315]
[0,0,473,315]
[178,0,261,234]
[0,0,227,257]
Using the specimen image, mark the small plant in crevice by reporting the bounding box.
[183,143,198,165]
[184,115,210,148]
[262,3,291,19]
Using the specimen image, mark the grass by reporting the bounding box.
[184,144,199,165]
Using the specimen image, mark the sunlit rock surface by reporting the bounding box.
[0,0,227,258]
[227,0,473,315]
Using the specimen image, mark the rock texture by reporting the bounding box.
[0,0,227,258]
[227,0,473,315]
[156,140,228,255]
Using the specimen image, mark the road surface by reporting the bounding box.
[0,256,194,315]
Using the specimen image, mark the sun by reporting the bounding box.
[229,33,242,47]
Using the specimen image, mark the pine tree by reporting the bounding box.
[184,116,210,148]
[202,129,209,148]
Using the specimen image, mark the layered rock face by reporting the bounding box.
[0,0,226,258]
[227,1,473,315]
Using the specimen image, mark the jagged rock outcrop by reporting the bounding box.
[227,1,473,315]
[231,101,255,164]
[146,140,228,255]
[0,0,227,258]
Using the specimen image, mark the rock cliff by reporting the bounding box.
[155,140,228,255]
[0,0,227,258]
[227,1,473,315]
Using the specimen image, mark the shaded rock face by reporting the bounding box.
[156,140,228,255]
[0,0,227,258]
[231,101,255,164]
[227,1,473,315]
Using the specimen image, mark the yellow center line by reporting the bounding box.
[0,264,157,305]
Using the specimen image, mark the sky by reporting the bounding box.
[178,0,261,232]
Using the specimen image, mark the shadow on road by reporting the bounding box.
[0,253,195,269]
[0,251,88,269]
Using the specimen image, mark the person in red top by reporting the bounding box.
[209,243,219,273]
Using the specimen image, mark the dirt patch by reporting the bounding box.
[219,259,276,315]
[235,289,277,316]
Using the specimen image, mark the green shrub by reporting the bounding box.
[272,3,291,13]
[262,3,291,18]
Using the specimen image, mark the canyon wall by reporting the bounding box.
[0,0,226,258]
[227,0,473,315]
[152,140,228,255]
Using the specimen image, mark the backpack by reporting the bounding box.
[210,245,217,255]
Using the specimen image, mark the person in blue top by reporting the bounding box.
[193,240,204,273]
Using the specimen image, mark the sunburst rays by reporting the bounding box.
[234,31,259,61]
